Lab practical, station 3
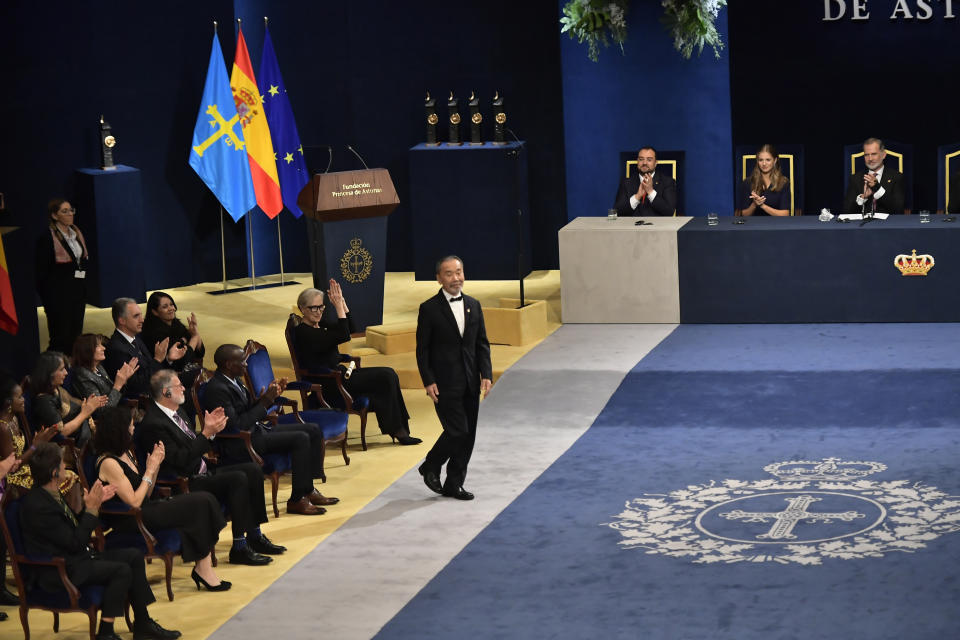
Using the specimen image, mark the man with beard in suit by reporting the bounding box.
[612,146,678,217]
[843,137,905,215]
[103,297,186,397]
[203,344,338,516]
[137,369,283,566]
[416,256,493,500]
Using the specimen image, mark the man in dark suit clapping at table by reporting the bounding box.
[416,256,493,500]
[613,146,677,217]
[843,137,905,215]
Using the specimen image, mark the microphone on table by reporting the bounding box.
[346,145,370,170]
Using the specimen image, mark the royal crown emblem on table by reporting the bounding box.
[894,249,934,276]
[605,458,960,565]
[340,237,373,284]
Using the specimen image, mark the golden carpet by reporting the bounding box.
[12,270,560,639]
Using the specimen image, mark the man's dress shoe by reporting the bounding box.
[444,487,475,501]
[132,617,182,639]
[228,545,272,566]
[247,533,286,555]
[308,489,339,506]
[287,496,326,515]
[419,468,443,495]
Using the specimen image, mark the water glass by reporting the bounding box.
[707,212,718,226]
[920,210,931,224]
[607,208,618,221]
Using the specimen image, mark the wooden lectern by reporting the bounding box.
[297,168,399,331]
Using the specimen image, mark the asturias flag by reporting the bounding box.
[189,33,257,222]
[0,233,18,335]
[258,27,309,218]
[231,26,283,218]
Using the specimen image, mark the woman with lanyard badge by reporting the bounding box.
[36,198,89,353]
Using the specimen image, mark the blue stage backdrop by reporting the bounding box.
[729,1,960,214]
[560,1,734,219]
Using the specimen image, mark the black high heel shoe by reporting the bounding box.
[191,569,232,592]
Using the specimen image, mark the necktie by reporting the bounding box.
[870,173,877,213]
[173,411,207,474]
[59,495,78,527]
[449,296,462,302]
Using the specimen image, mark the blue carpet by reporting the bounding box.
[375,325,960,640]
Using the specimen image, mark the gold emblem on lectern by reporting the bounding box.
[449,113,461,125]
[340,237,373,284]
[894,249,934,276]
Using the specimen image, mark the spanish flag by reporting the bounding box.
[0,233,18,335]
[230,26,282,218]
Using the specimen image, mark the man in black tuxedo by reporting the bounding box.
[416,256,493,500]
[20,443,179,640]
[612,146,678,217]
[103,297,186,397]
[203,344,338,516]
[843,137,905,215]
[136,369,283,566]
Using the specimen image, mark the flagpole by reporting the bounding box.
[277,217,286,286]
[247,210,256,289]
[219,207,227,292]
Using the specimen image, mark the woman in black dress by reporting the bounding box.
[294,281,420,445]
[94,405,230,592]
[141,291,205,367]
[36,198,89,353]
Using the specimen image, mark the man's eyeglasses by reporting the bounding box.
[306,305,325,312]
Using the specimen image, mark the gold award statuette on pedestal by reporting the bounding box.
[425,91,439,146]
[100,115,118,170]
[492,91,507,145]
[447,91,462,146]
[468,91,483,145]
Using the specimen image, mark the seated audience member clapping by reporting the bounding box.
[20,442,181,640]
[136,369,284,566]
[294,281,421,445]
[104,297,187,398]
[739,144,790,217]
[31,351,106,449]
[142,292,205,382]
[94,405,230,592]
[72,333,139,417]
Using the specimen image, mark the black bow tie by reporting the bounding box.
[448,296,463,303]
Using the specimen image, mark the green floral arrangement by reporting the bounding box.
[560,0,629,63]
[560,0,726,62]
[660,0,726,59]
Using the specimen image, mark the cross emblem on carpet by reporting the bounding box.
[605,458,960,565]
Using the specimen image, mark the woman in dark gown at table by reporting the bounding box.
[293,281,421,446]
[94,405,230,591]
[738,144,791,217]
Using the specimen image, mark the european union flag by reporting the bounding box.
[189,33,256,222]
[258,27,309,218]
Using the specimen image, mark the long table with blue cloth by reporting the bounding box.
[558,215,956,323]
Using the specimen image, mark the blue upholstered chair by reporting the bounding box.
[733,144,805,216]
[843,140,914,213]
[936,142,960,214]
[76,443,182,601]
[284,313,374,450]
[0,496,131,640]
[242,339,350,481]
